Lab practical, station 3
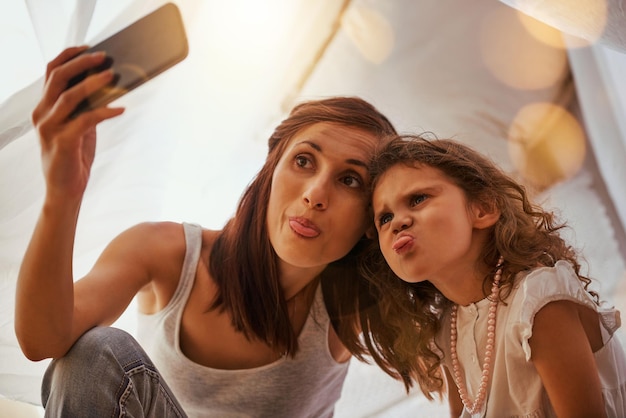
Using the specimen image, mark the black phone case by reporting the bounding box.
[68,2,189,117]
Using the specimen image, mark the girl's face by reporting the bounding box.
[267,122,378,273]
[372,163,491,286]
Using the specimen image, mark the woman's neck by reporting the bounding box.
[278,262,325,300]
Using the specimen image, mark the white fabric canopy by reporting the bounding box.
[1,1,625,416]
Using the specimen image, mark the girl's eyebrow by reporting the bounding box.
[296,140,368,168]
[371,197,388,214]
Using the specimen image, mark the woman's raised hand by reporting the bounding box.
[32,46,125,202]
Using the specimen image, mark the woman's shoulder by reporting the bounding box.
[198,225,221,260]
[125,220,185,239]
[132,221,217,312]
[133,222,225,267]
[200,226,221,244]
[149,222,224,270]
[124,221,218,248]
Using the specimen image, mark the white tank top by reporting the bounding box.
[137,222,350,417]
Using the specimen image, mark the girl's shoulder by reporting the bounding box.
[508,260,621,357]
[511,260,596,314]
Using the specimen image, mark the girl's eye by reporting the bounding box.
[410,194,427,206]
[379,213,393,226]
[341,174,363,189]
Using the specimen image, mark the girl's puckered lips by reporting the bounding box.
[392,234,414,254]
[289,216,321,238]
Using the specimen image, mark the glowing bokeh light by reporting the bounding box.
[192,0,293,87]
[480,7,568,91]
[515,12,567,49]
[516,0,607,49]
[508,102,586,190]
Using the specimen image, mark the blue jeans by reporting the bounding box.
[42,327,187,417]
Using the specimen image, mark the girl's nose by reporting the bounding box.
[391,212,412,233]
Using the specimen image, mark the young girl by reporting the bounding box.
[362,135,626,417]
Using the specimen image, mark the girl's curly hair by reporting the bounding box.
[357,134,597,398]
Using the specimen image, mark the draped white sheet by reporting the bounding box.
[496,0,626,347]
[500,0,626,244]
[1,1,625,416]
[498,0,626,52]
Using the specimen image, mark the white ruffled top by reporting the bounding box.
[437,260,626,418]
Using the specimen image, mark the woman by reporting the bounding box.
[15,46,399,417]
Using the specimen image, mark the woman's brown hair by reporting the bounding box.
[209,96,397,357]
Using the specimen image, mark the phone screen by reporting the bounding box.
[68,2,189,116]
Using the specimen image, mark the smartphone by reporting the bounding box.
[67,2,189,117]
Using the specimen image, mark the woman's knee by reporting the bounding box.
[62,327,139,367]
[41,327,150,409]
[75,326,135,348]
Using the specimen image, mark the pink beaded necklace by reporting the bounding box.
[449,256,504,415]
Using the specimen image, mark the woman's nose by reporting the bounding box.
[303,178,329,210]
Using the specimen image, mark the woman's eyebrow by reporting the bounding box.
[296,140,322,152]
[346,158,367,168]
[297,140,367,168]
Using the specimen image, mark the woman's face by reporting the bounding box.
[267,122,378,271]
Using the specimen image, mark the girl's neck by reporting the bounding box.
[432,263,492,306]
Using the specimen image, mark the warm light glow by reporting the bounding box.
[515,12,567,49]
[192,0,293,87]
[517,0,607,48]
[480,7,568,90]
[341,5,394,64]
[508,103,586,190]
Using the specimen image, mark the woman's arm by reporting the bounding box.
[529,300,606,418]
[15,46,145,361]
[16,217,171,361]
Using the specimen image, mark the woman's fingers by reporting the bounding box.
[52,68,115,122]
[36,69,117,144]
[44,46,89,80]
[46,50,108,95]
[34,49,109,125]
[31,46,125,201]
[61,105,126,141]
[35,47,126,139]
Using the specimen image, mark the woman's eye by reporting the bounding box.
[295,155,312,168]
[341,175,363,189]
[379,213,393,226]
[410,194,427,206]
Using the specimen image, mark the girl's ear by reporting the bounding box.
[471,201,500,230]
